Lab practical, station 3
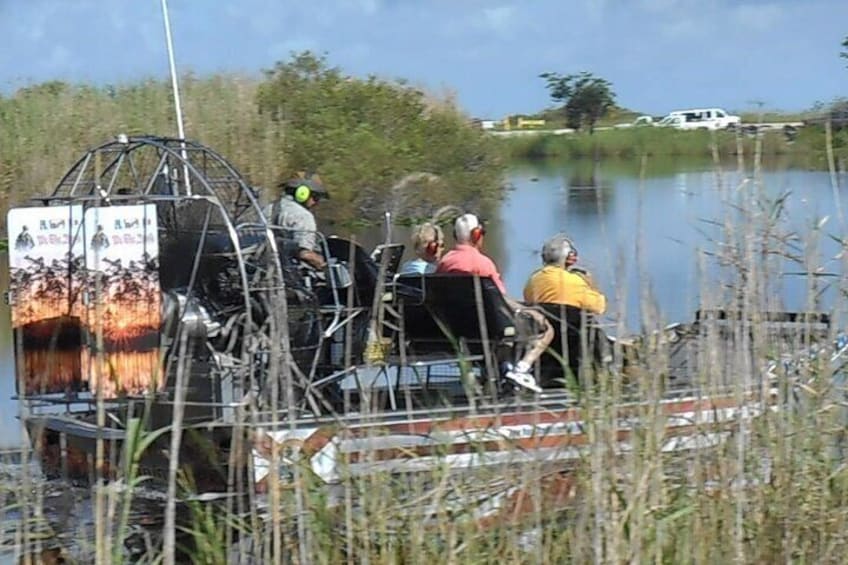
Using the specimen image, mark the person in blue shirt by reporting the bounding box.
[399,222,444,275]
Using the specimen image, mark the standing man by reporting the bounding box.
[523,233,606,314]
[438,213,553,393]
[273,172,329,271]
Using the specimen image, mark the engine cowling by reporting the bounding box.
[160,290,222,344]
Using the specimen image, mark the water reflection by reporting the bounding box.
[498,158,846,332]
[564,160,614,217]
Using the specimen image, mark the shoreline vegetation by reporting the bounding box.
[0,52,505,229]
[498,126,848,169]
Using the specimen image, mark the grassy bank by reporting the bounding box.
[500,126,848,170]
[0,53,505,228]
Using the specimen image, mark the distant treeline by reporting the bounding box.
[0,52,505,227]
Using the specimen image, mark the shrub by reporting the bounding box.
[255,52,505,225]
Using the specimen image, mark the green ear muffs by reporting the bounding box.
[294,184,312,203]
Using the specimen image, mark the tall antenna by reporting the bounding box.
[159,0,192,194]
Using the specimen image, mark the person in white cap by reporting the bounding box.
[438,213,553,393]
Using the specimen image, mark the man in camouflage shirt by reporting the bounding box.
[273,173,329,270]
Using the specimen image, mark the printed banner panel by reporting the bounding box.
[82,205,162,398]
[7,205,85,395]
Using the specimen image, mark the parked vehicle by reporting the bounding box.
[614,115,656,128]
[658,108,741,130]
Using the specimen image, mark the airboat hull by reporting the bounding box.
[22,387,767,498]
[25,413,240,492]
[251,391,767,490]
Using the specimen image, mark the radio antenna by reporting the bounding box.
[159,0,192,194]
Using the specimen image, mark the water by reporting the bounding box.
[0,158,845,450]
[492,158,846,329]
[0,256,19,450]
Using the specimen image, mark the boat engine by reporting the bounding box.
[160,290,222,346]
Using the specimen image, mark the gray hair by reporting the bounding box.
[541,233,575,266]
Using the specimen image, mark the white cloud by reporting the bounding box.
[481,5,515,33]
[659,15,703,39]
[732,3,784,32]
[639,0,681,12]
[45,44,73,73]
[440,4,519,39]
[356,0,380,15]
[328,0,381,15]
[650,1,787,41]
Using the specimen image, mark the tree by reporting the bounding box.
[539,71,616,133]
[255,51,504,223]
[842,35,848,66]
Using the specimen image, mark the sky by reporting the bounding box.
[0,0,846,118]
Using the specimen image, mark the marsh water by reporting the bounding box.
[0,157,845,451]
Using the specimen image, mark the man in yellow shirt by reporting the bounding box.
[523,234,606,314]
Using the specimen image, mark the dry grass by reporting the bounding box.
[0,76,284,219]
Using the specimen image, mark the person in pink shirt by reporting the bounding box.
[437,213,553,393]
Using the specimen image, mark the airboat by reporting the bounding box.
[5,136,835,510]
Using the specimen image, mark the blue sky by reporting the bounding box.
[1,0,845,118]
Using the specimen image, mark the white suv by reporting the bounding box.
[658,108,741,130]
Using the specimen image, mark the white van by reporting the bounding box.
[658,108,741,130]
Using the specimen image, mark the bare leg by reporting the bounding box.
[503,298,554,391]
[514,306,554,368]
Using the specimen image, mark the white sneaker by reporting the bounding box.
[504,369,542,393]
